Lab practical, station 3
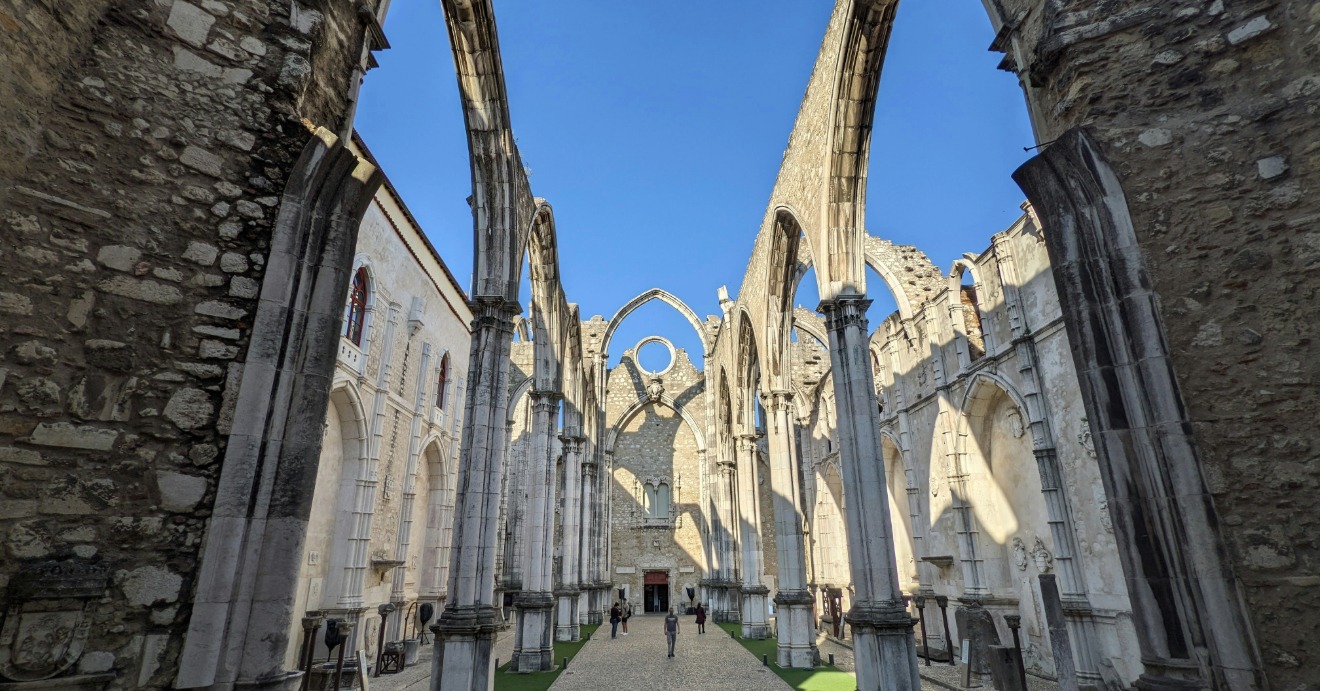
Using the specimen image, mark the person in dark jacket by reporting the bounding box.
[610,602,622,638]
[694,603,707,634]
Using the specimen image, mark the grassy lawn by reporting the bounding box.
[493,623,600,691]
[717,623,858,691]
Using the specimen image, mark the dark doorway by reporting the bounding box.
[643,571,669,613]
[827,587,844,639]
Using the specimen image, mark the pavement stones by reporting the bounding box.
[549,614,793,691]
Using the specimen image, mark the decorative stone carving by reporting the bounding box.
[1012,537,1029,571]
[646,376,664,402]
[1031,538,1054,573]
[0,559,108,682]
[1006,409,1025,438]
[1078,417,1096,458]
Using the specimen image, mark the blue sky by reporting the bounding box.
[355,1,1035,369]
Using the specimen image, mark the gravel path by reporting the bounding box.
[549,614,793,691]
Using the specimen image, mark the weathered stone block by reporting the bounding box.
[97,245,142,272]
[13,341,58,367]
[163,387,215,430]
[86,339,135,372]
[166,1,215,48]
[180,145,224,177]
[182,241,219,266]
[219,252,249,273]
[117,566,183,607]
[0,292,34,315]
[156,470,207,511]
[0,447,42,466]
[173,47,223,79]
[1227,16,1275,45]
[29,422,118,451]
[228,276,259,298]
[98,276,184,305]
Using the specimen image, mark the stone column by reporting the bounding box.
[736,433,770,638]
[765,391,819,667]
[555,433,584,641]
[715,456,740,623]
[431,298,519,691]
[510,391,560,672]
[578,449,598,625]
[819,297,921,691]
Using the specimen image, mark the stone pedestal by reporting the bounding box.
[740,585,771,639]
[430,607,500,691]
[849,604,922,691]
[511,594,555,672]
[555,588,581,641]
[774,589,819,668]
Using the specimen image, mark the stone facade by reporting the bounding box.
[796,209,1141,685]
[283,137,471,673]
[0,0,383,687]
[604,348,708,614]
[2,0,1319,690]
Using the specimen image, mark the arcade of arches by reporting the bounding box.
[0,1,1315,691]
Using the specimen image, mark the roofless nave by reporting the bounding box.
[0,1,1315,691]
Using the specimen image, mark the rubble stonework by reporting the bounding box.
[0,0,378,688]
[0,0,1316,689]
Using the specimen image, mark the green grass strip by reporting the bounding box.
[493,623,600,691]
[716,623,858,691]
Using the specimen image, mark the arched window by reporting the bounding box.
[655,482,671,518]
[344,267,369,346]
[642,480,671,523]
[435,353,449,410]
[643,483,657,517]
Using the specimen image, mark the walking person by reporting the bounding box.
[621,600,632,635]
[664,608,680,658]
[610,602,621,639]
[694,602,706,634]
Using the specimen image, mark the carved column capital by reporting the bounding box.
[765,389,795,414]
[818,297,872,333]
[471,296,522,331]
[529,390,562,413]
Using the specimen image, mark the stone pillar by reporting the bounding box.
[819,297,921,691]
[578,450,597,625]
[556,433,584,642]
[431,298,519,691]
[714,457,739,623]
[511,392,560,672]
[736,433,770,638]
[765,391,819,667]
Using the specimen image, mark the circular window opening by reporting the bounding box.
[638,339,674,374]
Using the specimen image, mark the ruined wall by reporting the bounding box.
[604,349,708,609]
[991,1,1320,681]
[0,0,371,686]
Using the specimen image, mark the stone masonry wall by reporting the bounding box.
[604,349,708,608]
[0,1,370,686]
[993,1,1320,681]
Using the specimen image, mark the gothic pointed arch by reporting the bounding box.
[604,393,707,454]
[600,287,709,357]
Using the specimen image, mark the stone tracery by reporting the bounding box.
[0,0,1306,689]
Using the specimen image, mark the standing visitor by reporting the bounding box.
[621,600,632,635]
[664,608,680,658]
[694,602,706,634]
[610,602,621,639]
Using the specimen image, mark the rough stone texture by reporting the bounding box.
[604,350,708,611]
[0,0,374,686]
[118,565,184,607]
[156,471,207,512]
